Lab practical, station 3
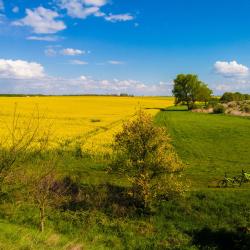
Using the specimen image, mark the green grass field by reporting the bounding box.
[0,107,250,249]
[155,106,250,189]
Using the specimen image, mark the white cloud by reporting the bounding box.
[80,75,87,80]
[70,60,88,65]
[0,59,45,79]
[84,0,107,6]
[61,48,85,56]
[58,0,100,19]
[108,60,124,65]
[12,6,19,13]
[57,0,134,23]
[0,0,4,11]
[44,48,57,56]
[0,73,173,96]
[104,13,134,22]
[214,61,249,78]
[27,35,60,42]
[12,7,66,34]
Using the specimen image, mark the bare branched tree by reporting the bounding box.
[0,105,52,192]
[28,157,73,232]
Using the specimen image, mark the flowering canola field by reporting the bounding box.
[0,96,173,154]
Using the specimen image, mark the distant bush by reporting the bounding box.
[213,104,226,114]
[206,98,220,108]
[189,103,199,110]
[242,104,250,113]
[220,92,250,103]
[91,119,101,123]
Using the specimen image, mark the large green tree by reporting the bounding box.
[172,74,212,109]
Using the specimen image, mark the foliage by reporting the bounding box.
[111,110,185,210]
[213,104,226,114]
[206,97,220,108]
[0,100,249,249]
[220,92,250,103]
[172,74,212,110]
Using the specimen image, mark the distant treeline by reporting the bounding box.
[220,92,250,103]
[0,94,45,97]
[0,93,135,97]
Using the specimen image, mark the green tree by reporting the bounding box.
[220,92,250,103]
[172,74,212,109]
[198,83,213,105]
[111,111,186,210]
[220,92,234,103]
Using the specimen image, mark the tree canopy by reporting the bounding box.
[220,92,250,103]
[172,74,212,109]
[111,110,185,210]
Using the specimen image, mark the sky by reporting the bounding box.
[1,0,250,95]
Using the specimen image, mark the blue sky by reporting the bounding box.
[1,0,250,95]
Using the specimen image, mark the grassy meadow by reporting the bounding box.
[0,97,250,249]
[155,106,250,188]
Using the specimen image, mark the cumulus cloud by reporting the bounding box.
[12,7,66,34]
[214,61,249,78]
[84,0,107,6]
[0,59,45,79]
[0,71,173,96]
[58,0,100,19]
[215,81,250,93]
[57,0,134,22]
[104,13,134,22]
[60,48,85,56]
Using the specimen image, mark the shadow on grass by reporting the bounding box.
[192,227,250,250]
[145,106,188,112]
[58,180,147,217]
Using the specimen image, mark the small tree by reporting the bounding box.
[111,111,185,210]
[28,157,71,232]
[173,74,212,109]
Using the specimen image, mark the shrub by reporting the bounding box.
[213,104,226,114]
[220,92,250,103]
[74,144,83,158]
[206,98,220,108]
[111,110,186,211]
[91,119,101,123]
[242,104,250,113]
[189,103,199,110]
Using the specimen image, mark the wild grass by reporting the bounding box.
[0,103,249,249]
[155,106,250,188]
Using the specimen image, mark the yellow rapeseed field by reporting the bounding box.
[0,96,173,154]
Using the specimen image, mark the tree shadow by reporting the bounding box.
[192,227,250,250]
[57,178,147,217]
[144,107,188,112]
